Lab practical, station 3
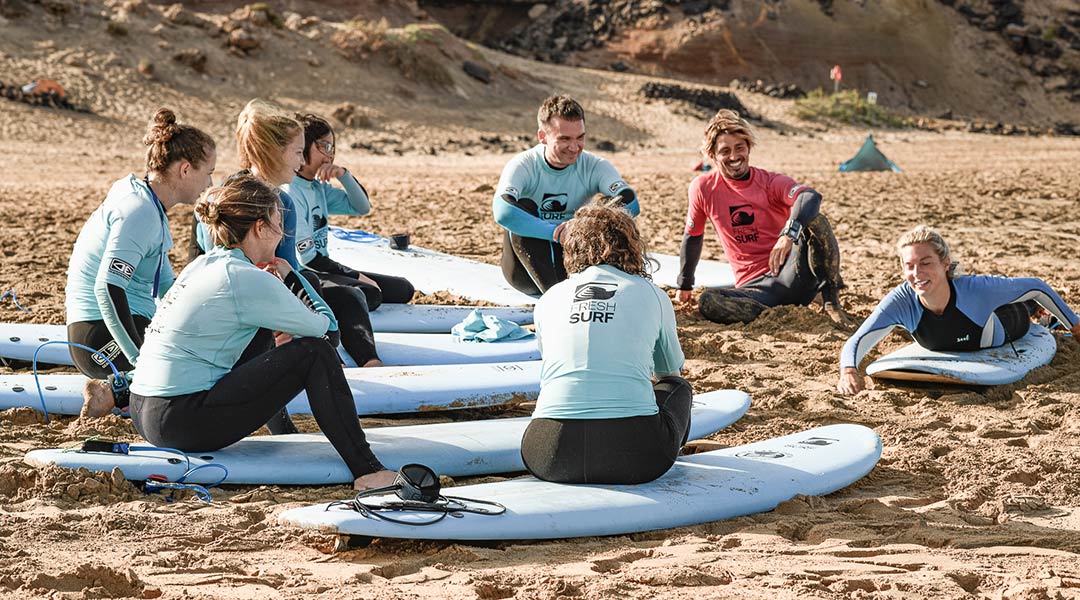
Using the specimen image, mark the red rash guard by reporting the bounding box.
[685,167,808,286]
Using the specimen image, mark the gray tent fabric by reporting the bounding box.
[839,135,902,172]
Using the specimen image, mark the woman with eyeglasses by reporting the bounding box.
[192,100,383,368]
[66,108,216,417]
[284,114,414,311]
[130,175,396,491]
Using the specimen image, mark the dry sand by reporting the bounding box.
[2,2,1080,598]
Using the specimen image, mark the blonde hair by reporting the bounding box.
[702,109,755,159]
[195,175,282,248]
[143,108,215,175]
[896,224,963,279]
[235,99,301,181]
[563,200,653,279]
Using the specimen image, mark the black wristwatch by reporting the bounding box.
[780,219,803,241]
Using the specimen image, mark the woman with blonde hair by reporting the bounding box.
[520,200,692,485]
[837,224,1080,395]
[131,175,395,491]
[68,108,216,417]
[193,99,381,367]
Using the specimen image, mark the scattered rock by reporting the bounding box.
[228,27,260,53]
[640,81,757,119]
[172,48,207,73]
[462,60,492,84]
[594,140,616,152]
[729,77,805,99]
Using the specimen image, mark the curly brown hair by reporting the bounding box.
[194,175,282,249]
[563,200,653,279]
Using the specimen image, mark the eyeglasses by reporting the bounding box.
[314,140,335,155]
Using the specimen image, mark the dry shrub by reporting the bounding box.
[331,20,453,88]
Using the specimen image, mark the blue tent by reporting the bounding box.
[839,134,901,172]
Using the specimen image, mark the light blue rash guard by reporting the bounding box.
[196,178,302,271]
[841,274,1079,370]
[493,145,638,242]
[532,264,684,420]
[282,172,370,266]
[130,246,337,397]
[65,175,175,363]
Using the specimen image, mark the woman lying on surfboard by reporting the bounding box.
[67,108,216,417]
[520,200,693,485]
[192,100,383,368]
[129,175,396,491]
[283,113,415,312]
[837,224,1080,395]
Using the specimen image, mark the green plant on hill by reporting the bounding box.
[794,89,910,128]
[248,2,284,28]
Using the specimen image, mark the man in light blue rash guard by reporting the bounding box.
[66,108,216,416]
[520,201,692,485]
[493,94,639,296]
[129,176,395,491]
[284,113,414,311]
[837,225,1080,395]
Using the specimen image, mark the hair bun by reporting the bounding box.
[143,108,180,146]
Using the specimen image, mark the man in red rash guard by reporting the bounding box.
[676,109,849,325]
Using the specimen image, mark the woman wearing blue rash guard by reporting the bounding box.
[285,113,415,311]
[520,201,692,484]
[192,100,382,367]
[837,225,1080,395]
[130,176,396,491]
[66,108,215,417]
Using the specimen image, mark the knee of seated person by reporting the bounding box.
[699,290,766,324]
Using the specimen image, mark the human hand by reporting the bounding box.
[552,222,569,245]
[836,367,865,396]
[355,272,380,289]
[769,236,794,276]
[260,257,293,281]
[315,163,347,182]
[676,289,694,304]
[274,331,293,346]
[1071,321,1080,337]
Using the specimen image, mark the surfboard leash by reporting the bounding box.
[31,341,125,425]
[64,438,229,503]
[0,289,30,312]
[329,463,506,526]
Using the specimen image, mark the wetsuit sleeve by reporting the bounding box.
[591,157,639,217]
[840,285,922,371]
[492,157,558,241]
[236,268,333,337]
[960,275,1080,329]
[275,191,302,271]
[679,180,709,289]
[651,285,685,377]
[788,189,822,226]
[93,207,159,364]
[677,234,704,290]
[325,172,371,216]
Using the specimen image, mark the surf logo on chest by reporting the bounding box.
[540,192,569,220]
[108,258,136,281]
[728,204,758,244]
[569,282,618,324]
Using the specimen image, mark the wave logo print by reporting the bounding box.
[729,204,755,227]
[541,193,569,213]
[573,282,618,302]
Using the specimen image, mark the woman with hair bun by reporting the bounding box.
[520,200,693,485]
[130,175,395,491]
[837,224,1080,395]
[66,108,216,417]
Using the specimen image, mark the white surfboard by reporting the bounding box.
[328,227,735,305]
[0,323,539,367]
[370,304,533,333]
[0,361,541,416]
[277,423,881,540]
[24,390,751,485]
[866,324,1056,385]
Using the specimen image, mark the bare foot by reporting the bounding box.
[81,379,115,418]
[353,469,397,491]
[362,358,383,368]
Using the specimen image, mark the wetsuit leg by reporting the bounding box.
[187,213,205,263]
[358,271,415,305]
[806,213,845,301]
[314,271,380,365]
[233,327,298,435]
[501,231,566,296]
[698,232,818,324]
[130,337,384,478]
[996,301,1036,342]
[67,316,151,379]
[520,376,693,485]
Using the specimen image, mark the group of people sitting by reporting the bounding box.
[62,95,1080,492]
